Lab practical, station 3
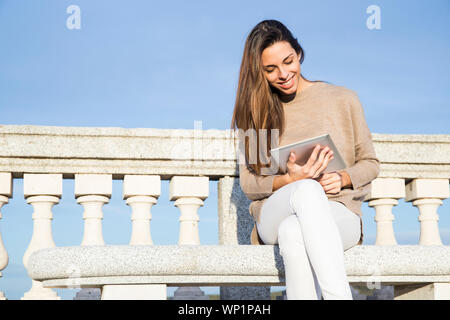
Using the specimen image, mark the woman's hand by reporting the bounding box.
[285,144,334,182]
[314,172,343,194]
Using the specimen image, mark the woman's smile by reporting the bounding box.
[279,75,295,89]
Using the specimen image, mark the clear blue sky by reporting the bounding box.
[0,0,449,300]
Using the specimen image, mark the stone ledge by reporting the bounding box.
[1,125,449,179]
[41,275,285,289]
[27,245,450,287]
[40,275,450,289]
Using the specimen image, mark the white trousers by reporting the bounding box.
[256,178,361,300]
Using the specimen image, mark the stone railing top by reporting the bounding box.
[27,245,450,283]
[0,124,449,179]
[1,124,449,141]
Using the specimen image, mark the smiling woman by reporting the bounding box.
[229,19,380,300]
[230,20,325,177]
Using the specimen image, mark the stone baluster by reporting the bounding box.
[170,176,209,300]
[123,175,161,245]
[75,174,112,246]
[366,178,405,245]
[0,173,12,300]
[405,179,450,245]
[73,174,112,300]
[169,176,209,245]
[22,174,62,300]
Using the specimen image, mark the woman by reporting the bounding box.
[230,20,380,300]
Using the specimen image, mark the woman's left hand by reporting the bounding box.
[314,172,342,194]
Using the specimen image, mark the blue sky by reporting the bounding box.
[0,0,449,300]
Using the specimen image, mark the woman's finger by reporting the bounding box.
[304,145,322,170]
[315,151,334,176]
[311,147,332,176]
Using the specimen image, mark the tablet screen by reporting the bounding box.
[270,133,347,173]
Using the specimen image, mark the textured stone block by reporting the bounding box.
[0,172,12,197]
[220,286,270,300]
[169,176,209,200]
[74,174,112,197]
[405,178,450,201]
[23,174,62,197]
[368,178,405,199]
[123,175,161,198]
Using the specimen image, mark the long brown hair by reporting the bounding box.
[230,19,317,175]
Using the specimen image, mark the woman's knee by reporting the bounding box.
[277,215,304,254]
[289,178,326,207]
[292,178,324,194]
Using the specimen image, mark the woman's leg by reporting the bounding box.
[328,200,362,251]
[257,178,361,300]
[276,215,322,299]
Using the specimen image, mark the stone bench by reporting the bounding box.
[26,244,450,300]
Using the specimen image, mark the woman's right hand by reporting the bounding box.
[286,144,334,182]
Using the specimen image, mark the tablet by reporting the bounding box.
[270,133,347,174]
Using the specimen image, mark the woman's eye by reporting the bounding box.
[266,69,274,73]
[286,60,293,64]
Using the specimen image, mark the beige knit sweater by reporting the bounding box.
[238,81,380,245]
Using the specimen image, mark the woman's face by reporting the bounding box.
[261,41,300,95]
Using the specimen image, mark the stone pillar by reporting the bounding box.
[0,172,12,300]
[405,179,449,245]
[22,174,62,300]
[74,174,112,300]
[170,176,208,245]
[123,175,161,245]
[218,176,271,300]
[366,178,405,245]
[170,176,209,300]
[75,174,112,246]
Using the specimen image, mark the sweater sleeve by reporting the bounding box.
[343,91,380,190]
[239,162,275,201]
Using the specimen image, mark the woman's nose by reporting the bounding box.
[278,68,289,80]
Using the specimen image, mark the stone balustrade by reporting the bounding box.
[0,125,449,300]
